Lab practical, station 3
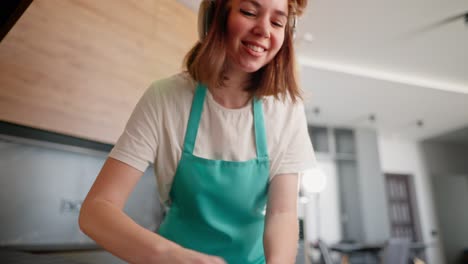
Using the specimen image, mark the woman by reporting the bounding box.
[79,0,316,263]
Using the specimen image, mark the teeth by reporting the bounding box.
[246,44,265,52]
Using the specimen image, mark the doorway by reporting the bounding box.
[385,173,421,241]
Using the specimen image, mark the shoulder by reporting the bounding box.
[131,72,196,118]
[262,94,307,144]
[145,72,196,100]
[138,72,196,123]
[262,94,305,120]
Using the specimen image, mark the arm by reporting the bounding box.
[79,158,180,263]
[79,158,225,264]
[263,173,299,264]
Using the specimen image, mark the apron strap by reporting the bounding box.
[183,83,207,154]
[253,97,268,159]
[183,83,269,159]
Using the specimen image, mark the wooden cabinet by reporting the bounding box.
[0,0,197,144]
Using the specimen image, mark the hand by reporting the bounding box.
[154,246,227,264]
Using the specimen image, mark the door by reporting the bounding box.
[385,173,419,241]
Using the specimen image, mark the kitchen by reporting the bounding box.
[2,0,468,264]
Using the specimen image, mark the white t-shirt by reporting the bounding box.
[109,72,317,205]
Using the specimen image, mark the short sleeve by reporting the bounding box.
[108,85,159,172]
[274,102,317,177]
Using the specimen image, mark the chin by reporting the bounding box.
[227,55,268,74]
[242,67,261,73]
[239,62,266,73]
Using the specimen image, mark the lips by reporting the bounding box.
[246,44,264,52]
[242,41,268,53]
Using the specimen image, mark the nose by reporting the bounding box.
[252,16,271,38]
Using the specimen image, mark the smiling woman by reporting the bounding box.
[226,0,288,71]
[186,0,308,102]
[79,0,317,264]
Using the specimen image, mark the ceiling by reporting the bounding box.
[178,0,468,142]
[297,0,468,142]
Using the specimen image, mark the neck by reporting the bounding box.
[209,65,253,109]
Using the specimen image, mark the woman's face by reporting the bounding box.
[225,0,288,73]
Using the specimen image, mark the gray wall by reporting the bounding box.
[422,141,468,264]
[422,141,468,175]
[0,137,162,249]
[432,174,468,264]
[355,128,390,243]
[337,159,364,242]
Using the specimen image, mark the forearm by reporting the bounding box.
[263,211,299,264]
[79,198,180,264]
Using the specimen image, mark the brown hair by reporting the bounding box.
[184,0,308,103]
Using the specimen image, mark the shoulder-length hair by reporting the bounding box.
[184,0,308,103]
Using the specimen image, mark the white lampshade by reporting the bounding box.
[301,168,327,194]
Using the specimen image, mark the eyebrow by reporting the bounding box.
[242,0,288,18]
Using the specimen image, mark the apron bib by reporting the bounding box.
[157,83,270,264]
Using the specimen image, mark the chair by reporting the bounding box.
[381,238,411,264]
[318,239,335,264]
[296,240,306,264]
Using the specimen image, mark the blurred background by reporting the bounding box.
[0,0,467,263]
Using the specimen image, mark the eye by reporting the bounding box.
[240,9,256,17]
[272,21,284,28]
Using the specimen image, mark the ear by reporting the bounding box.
[289,15,297,40]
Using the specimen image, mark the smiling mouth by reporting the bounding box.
[242,41,266,53]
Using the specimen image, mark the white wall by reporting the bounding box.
[298,157,342,244]
[355,128,390,243]
[378,136,445,264]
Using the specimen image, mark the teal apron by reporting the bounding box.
[157,83,270,264]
